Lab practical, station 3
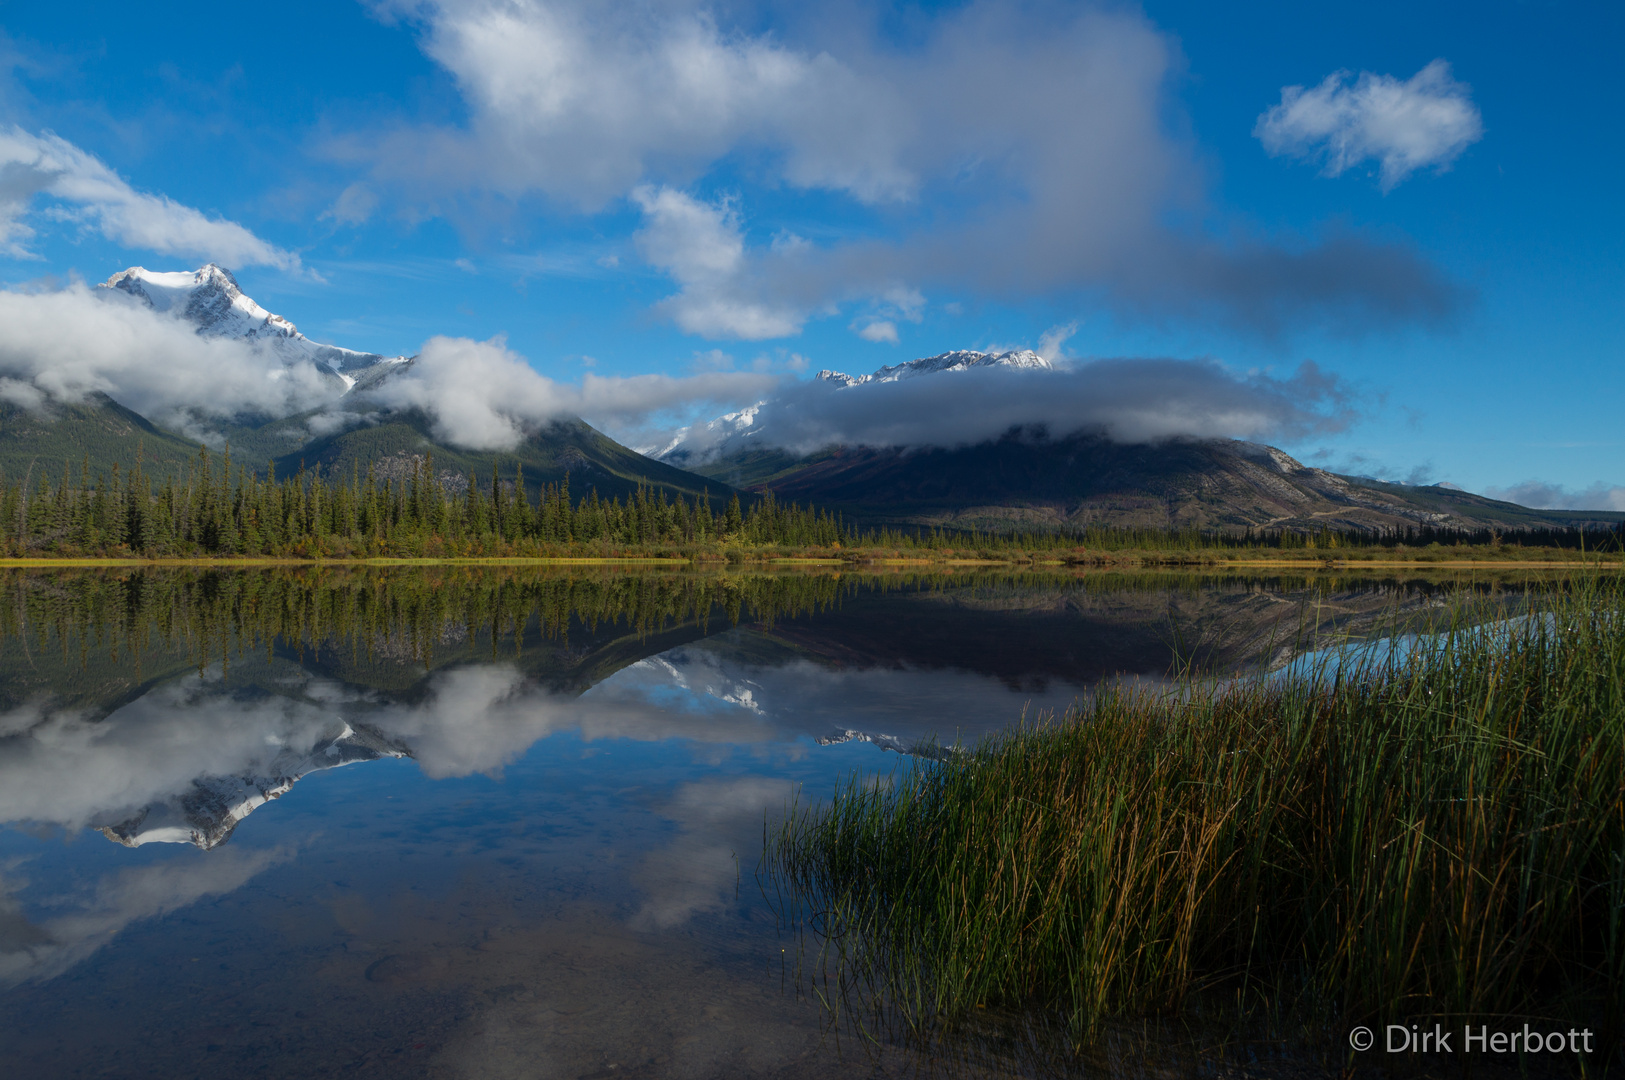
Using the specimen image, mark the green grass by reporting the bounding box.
[771,575,1625,1055]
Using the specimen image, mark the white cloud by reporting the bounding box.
[344,2,1462,339]
[849,286,924,343]
[1485,480,1625,512]
[1255,60,1483,190]
[0,126,303,270]
[371,333,775,450]
[854,319,898,344]
[359,0,912,210]
[1037,321,1079,362]
[631,186,802,339]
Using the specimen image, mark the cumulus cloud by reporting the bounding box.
[1485,480,1625,512]
[358,0,912,209]
[854,319,898,344]
[0,126,302,270]
[670,358,1355,461]
[1255,60,1484,190]
[630,186,801,339]
[342,1,1462,338]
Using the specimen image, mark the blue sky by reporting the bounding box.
[1,0,1620,506]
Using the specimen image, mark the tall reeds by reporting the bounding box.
[773,577,1624,1049]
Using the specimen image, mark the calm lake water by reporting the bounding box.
[0,566,1535,1079]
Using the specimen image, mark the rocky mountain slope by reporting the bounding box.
[691,432,1623,532]
[0,392,204,485]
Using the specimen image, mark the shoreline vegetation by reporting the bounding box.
[3,445,1621,566]
[770,576,1625,1059]
[0,552,1617,569]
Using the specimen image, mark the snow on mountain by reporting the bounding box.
[815,348,1053,387]
[648,349,1055,465]
[99,264,413,394]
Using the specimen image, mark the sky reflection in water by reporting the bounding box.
[0,567,1517,1077]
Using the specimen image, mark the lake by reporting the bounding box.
[0,565,1537,1078]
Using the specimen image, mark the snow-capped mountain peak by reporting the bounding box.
[104,264,302,342]
[816,348,1052,388]
[99,264,413,392]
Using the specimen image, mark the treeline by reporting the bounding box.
[851,521,1625,554]
[0,447,1620,559]
[0,447,843,557]
[1247,522,1625,552]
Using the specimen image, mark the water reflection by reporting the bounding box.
[0,566,1542,1077]
[0,845,293,986]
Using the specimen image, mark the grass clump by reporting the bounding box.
[773,577,1625,1051]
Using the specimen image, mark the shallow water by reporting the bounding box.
[0,566,1535,1078]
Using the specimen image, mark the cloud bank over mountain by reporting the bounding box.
[659,356,1356,462]
[0,283,337,429]
[0,281,772,451]
[374,334,774,450]
[0,273,1350,457]
[340,0,1464,339]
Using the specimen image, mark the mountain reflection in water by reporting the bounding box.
[0,566,1535,1078]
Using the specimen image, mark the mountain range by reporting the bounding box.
[653,352,1625,532]
[0,266,726,504]
[3,266,1617,532]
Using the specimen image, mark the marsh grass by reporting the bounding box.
[771,575,1625,1059]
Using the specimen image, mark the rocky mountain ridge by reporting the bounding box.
[815,348,1052,387]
